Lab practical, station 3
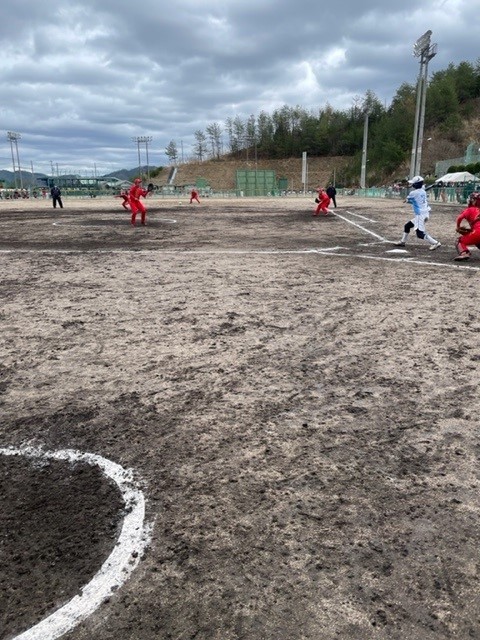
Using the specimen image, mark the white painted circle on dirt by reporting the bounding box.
[1,446,151,640]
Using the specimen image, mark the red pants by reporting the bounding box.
[458,227,480,253]
[130,199,146,225]
[315,201,330,215]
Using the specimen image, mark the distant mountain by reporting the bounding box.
[0,166,161,187]
[102,166,157,181]
[0,169,47,186]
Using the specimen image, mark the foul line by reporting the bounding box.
[0,247,478,271]
[1,446,151,640]
[341,209,377,223]
[331,210,388,242]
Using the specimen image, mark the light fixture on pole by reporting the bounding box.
[410,30,437,178]
[7,131,22,189]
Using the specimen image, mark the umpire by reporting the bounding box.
[326,184,337,208]
[50,185,64,209]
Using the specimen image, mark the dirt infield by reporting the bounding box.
[1,194,480,640]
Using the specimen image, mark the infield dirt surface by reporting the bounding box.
[1,194,480,640]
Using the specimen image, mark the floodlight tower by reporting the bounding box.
[410,30,437,178]
[132,136,153,181]
[7,131,22,189]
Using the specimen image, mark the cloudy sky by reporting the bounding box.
[0,0,476,176]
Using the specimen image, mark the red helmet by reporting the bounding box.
[468,192,480,207]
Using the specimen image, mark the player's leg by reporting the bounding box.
[139,201,147,225]
[395,220,414,246]
[130,201,138,225]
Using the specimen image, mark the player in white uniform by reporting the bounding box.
[394,175,441,250]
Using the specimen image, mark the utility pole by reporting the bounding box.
[360,111,369,189]
[410,30,437,178]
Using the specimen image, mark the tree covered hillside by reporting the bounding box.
[165,60,480,186]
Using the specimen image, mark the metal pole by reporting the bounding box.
[7,132,21,189]
[409,67,423,178]
[146,140,150,183]
[360,112,369,189]
[410,31,436,179]
[9,137,17,189]
[14,139,23,189]
[415,57,431,176]
[254,140,257,196]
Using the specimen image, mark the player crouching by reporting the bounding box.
[454,191,480,261]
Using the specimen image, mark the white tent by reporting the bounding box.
[435,171,478,184]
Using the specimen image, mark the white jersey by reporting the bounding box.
[406,187,431,230]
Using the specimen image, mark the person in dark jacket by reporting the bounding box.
[50,185,63,209]
[326,184,337,208]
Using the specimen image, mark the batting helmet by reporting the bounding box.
[408,175,424,188]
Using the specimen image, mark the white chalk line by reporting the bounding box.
[341,209,378,222]
[52,218,177,226]
[331,210,389,242]
[0,248,477,271]
[1,446,151,640]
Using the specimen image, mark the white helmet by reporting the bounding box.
[408,175,424,187]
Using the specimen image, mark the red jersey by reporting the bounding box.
[129,184,147,202]
[317,190,330,205]
[456,206,480,230]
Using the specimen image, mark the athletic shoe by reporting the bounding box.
[429,241,441,251]
[394,242,406,247]
[454,252,470,261]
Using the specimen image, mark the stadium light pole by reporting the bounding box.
[132,136,152,181]
[410,30,437,179]
[7,131,22,189]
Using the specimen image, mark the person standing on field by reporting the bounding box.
[190,187,200,204]
[394,175,441,250]
[326,184,337,207]
[50,185,63,209]
[129,178,148,226]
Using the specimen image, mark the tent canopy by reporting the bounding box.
[435,171,478,184]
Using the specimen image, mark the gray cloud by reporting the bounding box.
[0,0,476,174]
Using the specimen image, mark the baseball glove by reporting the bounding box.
[314,197,319,203]
[456,226,470,235]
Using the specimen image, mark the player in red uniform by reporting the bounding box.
[115,190,130,210]
[313,188,331,215]
[190,188,200,204]
[129,178,148,226]
[454,191,480,261]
